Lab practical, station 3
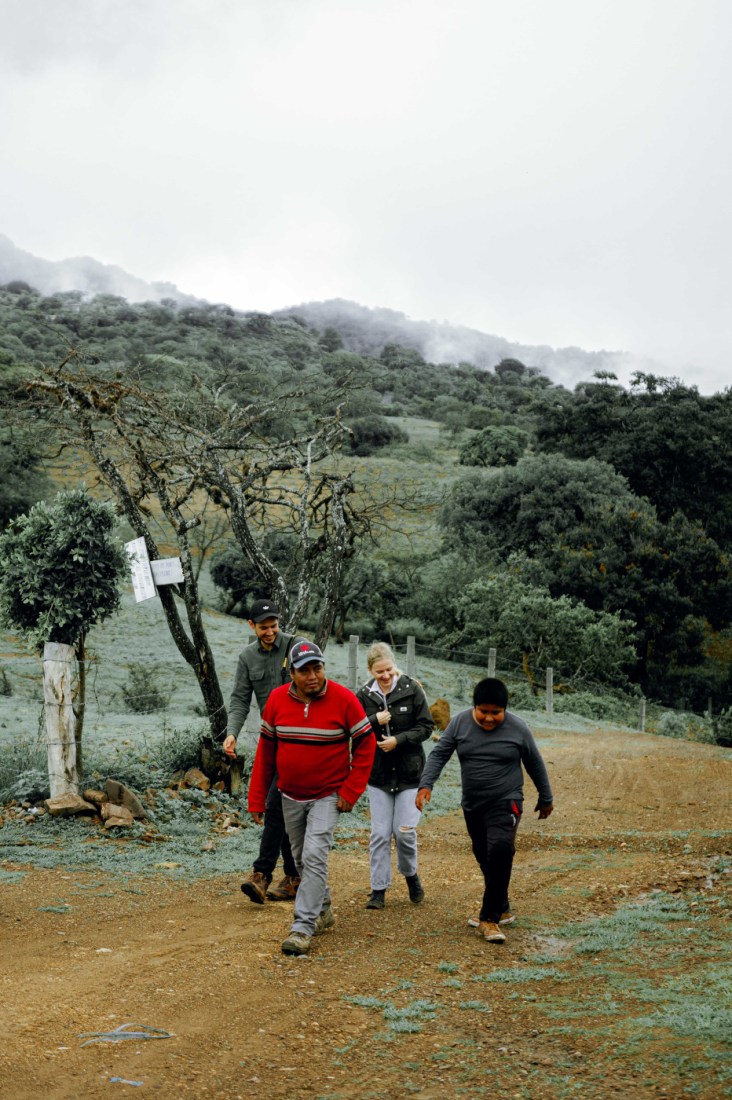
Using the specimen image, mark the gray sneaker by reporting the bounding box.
[281,930,312,956]
[313,906,335,936]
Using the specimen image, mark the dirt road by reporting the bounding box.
[1,727,731,1099]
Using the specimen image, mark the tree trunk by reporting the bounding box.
[74,632,86,779]
[43,642,79,797]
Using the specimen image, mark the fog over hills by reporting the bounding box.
[0,234,200,307]
[0,234,659,388]
[275,300,660,389]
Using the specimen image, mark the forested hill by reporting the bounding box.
[1,234,654,389]
[273,298,657,389]
[1,279,731,716]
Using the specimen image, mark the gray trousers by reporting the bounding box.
[282,792,339,936]
[367,785,422,890]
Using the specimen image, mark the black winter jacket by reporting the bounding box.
[356,674,433,793]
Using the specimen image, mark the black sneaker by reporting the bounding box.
[366,889,386,909]
[406,874,425,904]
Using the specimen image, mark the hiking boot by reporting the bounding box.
[406,874,425,904]
[366,889,386,909]
[281,930,312,956]
[266,875,301,901]
[240,870,270,904]
[468,911,514,928]
[313,905,336,936]
[478,920,506,943]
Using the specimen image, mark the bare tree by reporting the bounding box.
[27,357,388,736]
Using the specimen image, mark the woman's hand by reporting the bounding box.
[377,735,398,752]
[376,709,392,725]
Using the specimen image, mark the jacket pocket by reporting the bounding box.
[401,750,425,783]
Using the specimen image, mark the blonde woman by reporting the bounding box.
[356,642,433,909]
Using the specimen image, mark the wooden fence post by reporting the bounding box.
[545,667,554,715]
[348,635,359,691]
[639,698,646,732]
[488,648,497,678]
[406,636,416,679]
[42,642,79,797]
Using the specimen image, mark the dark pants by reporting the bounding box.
[463,799,522,923]
[253,774,298,879]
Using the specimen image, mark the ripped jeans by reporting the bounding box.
[367,785,422,890]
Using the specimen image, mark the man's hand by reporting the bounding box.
[250,811,264,825]
[377,735,397,753]
[535,801,553,819]
[223,734,237,759]
[337,794,353,813]
[376,709,392,725]
[415,787,431,811]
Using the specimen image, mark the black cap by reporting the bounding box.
[289,641,325,669]
[249,599,280,623]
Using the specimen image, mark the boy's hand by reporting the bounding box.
[250,811,264,825]
[337,794,353,812]
[415,787,431,811]
[223,734,237,758]
[535,801,553,819]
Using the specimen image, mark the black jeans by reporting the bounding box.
[253,774,298,879]
[463,799,522,923]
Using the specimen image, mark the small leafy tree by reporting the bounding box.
[452,572,637,690]
[0,488,127,790]
[458,425,528,468]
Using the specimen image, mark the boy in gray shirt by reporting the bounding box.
[416,678,553,943]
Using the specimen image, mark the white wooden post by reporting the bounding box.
[348,635,359,691]
[488,648,497,678]
[406,636,416,679]
[639,698,646,732]
[42,642,79,797]
[545,667,554,715]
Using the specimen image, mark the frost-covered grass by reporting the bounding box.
[0,583,582,788]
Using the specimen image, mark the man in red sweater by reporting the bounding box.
[248,641,375,956]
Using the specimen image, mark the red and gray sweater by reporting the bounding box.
[248,679,376,811]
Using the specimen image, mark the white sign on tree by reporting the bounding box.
[150,557,184,585]
[125,537,157,602]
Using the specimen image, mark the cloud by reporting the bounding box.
[1,0,731,393]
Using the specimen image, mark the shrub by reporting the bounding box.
[712,707,732,747]
[85,726,204,791]
[0,666,11,696]
[120,662,171,714]
[552,691,638,725]
[346,415,409,456]
[1,767,49,803]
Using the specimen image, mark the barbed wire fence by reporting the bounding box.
[0,634,724,766]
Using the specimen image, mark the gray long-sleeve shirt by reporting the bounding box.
[226,631,304,738]
[418,708,553,812]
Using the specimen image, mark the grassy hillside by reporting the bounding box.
[1,282,730,714]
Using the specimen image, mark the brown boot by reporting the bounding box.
[478,920,506,943]
[266,875,301,901]
[240,870,270,904]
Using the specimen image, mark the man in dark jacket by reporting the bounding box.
[223,599,305,903]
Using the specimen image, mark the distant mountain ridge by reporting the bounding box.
[0,234,201,307]
[0,234,656,388]
[274,299,656,389]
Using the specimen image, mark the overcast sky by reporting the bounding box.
[1,0,730,392]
